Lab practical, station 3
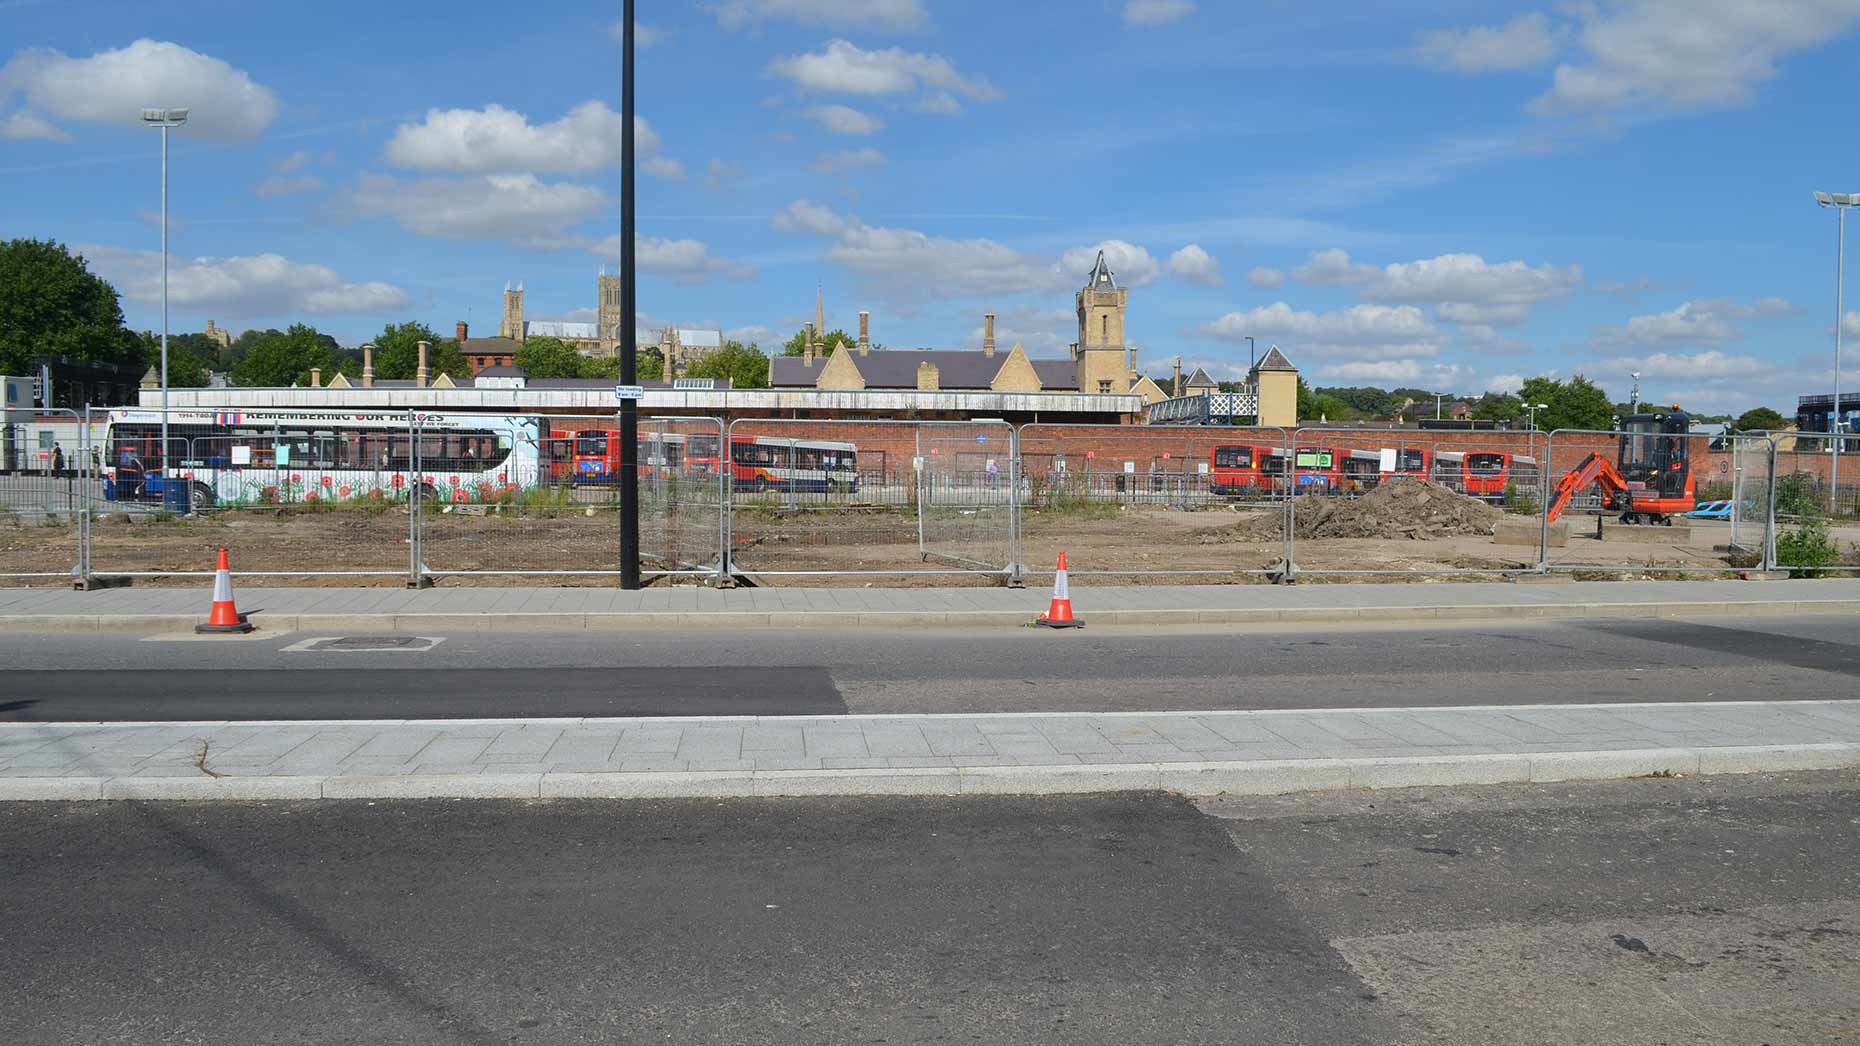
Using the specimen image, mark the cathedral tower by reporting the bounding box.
[597,269,623,356]
[500,282,525,343]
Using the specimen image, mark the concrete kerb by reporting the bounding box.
[9,742,1856,802]
[7,596,1860,635]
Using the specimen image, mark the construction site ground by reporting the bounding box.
[4,494,1857,587]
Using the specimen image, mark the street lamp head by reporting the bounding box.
[1534,403,1550,409]
[1816,191,1835,206]
[140,107,189,126]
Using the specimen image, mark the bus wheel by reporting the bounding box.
[189,482,217,510]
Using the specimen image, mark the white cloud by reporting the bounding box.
[1169,244,1222,287]
[593,235,756,285]
[1844,311,1860,338]
[608,21,670,46]
[251,174,324,198]
[1315,360,1427,383]
[1595,349,1767,381]
[772,200,1143,299]
[643,156,686,180]
[1592,297,1790,346]
[773,199,852,236]
[812,147,887,175]
[1291,247,1376,287]
[346,172,606,246]
[1246,266,1284,289]
[1486,373,1526,394]
[913,91,962,115]
[1291,248,1582,325]
[769,39,1002,101]
[0,39,279,140]
[1199,303,1446,361]
[724,324,785,348]
[713,0,929,31]
[383,102,662,174]
[80,246,408,316]
[1061,241,1161,287]
[1531,0,1860,116]
[1,110,70,142]
[803,103,884,135]
[1124,0,1195,26]
[969,306,1074,356]
[1415,13,1558,73]
[273,149,312,173]
[702,159,746,190]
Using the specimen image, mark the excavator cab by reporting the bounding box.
[1617,410,1691,501]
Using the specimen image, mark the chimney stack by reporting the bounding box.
[983,313,996,357]
[804,323,816,365]
[1172,356,1182,397]
[361,343,375,388]
[456,320,468,343]
[858,310,870,355]
[309,367,322,388]
[416,340,430,388]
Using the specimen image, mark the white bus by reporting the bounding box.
[101,409,546,508]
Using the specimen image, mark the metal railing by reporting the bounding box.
[19,409,1860,587]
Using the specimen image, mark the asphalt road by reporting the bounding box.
[2,613,1858,721]
[2,772,1854,1045]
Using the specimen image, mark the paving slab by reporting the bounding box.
[2,700,1857,802]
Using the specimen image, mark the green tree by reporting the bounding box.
[687,340,770,389]
[781,327,862,357]
[579,353,664,381]
[0,238,144,375]
[132,332,211,388]
[230,324,334,387]
[1472,392,1523,425]
[1295,377,1316,421]
[513,336,588,378]
[1735,406,1788,432]
[372,321,468,381]
[1515,375,1615,431]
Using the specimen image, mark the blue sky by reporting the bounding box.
[4,0,1860,412]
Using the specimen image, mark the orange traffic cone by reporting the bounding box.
[195,547,254,634]
[1036,552,1083,629]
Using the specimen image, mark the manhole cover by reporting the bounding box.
[283,636,446,653]
[324,636,424,650]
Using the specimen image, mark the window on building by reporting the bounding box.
[1098,380,1113,394]
[1101,316,1108,341]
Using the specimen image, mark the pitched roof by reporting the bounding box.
[1253,346,1297,372]
[472,365,527,377]
[1084,250,1117,291]
[525,320,599,340]
[462,336,521,353]
[1184,367,1218,388]
[769,349,1082,390]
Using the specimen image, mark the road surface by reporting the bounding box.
[1,772,1853,1044]
[2,613,1857,720]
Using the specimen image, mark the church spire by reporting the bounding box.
[1086,250,1116,290]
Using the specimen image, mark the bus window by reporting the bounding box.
[1467,453,1506,476]
[1213,446,1254,469]
[1395,449,1427,473]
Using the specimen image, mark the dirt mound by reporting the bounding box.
[1200,481,1503,543]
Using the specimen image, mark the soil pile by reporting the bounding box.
[1203,480,1504,542]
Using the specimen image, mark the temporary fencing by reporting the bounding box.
[1016,425,1291,577]
[22,405,1860,586]
[723,418,1016,579]
[1541,428,1776,576]
[1284,427,1549,578]
[0,408,88,582]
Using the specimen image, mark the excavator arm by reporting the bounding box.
[1546,452,1629,523]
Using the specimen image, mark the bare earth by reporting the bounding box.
[4,497,1839,587]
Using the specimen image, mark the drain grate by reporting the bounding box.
[284,636,446,653]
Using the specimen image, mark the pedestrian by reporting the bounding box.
[51,441,64,473]
[986,458,999,489]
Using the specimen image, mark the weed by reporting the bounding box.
[1777,517,1840,578]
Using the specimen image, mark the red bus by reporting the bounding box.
[1434,450,1539,500]
[552,428,722,484]
[683,435,860,493]
[1208,443,1275,494]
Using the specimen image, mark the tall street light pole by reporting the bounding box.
[1815,191,1857,514]
[619,0,641,589]
[142,107,188,510]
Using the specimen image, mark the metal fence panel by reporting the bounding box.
[1285,427,1549,578]
[0,408,87,582]
[1015,424,1291,578]
[723,418,1013,579]
[1542,427,1758,575]
[416,413,723,581]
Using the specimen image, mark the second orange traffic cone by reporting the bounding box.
[195,547,254,634]
[1036,552,1083,629]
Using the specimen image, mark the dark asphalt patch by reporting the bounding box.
[0,666,847,721]
[0,795,1403,1046]
[1576,619,1860,678]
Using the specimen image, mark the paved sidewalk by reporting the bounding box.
[4,578,1860,632]
[5,700,1857,801]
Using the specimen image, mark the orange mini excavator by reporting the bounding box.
[1546,409,1697,526]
